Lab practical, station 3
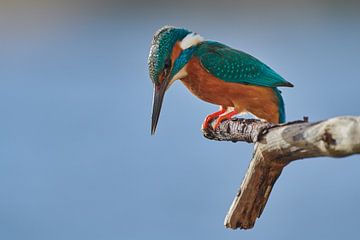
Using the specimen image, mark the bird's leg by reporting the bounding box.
[202,106,226,129]
[213,110,238,130]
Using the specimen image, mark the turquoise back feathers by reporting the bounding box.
[195,41,293,88]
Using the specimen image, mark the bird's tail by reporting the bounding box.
[272,88,286,123]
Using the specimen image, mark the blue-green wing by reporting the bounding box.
[195,41,293,87]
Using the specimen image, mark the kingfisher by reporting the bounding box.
[149,26,293,134]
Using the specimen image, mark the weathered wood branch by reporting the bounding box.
[202,116,360,229]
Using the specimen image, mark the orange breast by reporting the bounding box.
[181,57,280,123]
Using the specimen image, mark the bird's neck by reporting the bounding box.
[180,33,204,50]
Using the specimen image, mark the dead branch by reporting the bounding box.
[202,116,360,229]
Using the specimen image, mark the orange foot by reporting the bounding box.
[213,110,238,130]
[202,107,226,129]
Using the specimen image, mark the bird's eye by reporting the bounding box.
[164,58,171,70]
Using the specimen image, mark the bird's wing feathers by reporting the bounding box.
[196,41,293,87]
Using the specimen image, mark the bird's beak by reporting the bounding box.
[151,76,170,135]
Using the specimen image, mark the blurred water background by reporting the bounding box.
[0,1,359,239]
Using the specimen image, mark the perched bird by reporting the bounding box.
[148,26,293,134]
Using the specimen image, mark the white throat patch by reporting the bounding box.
[180,33,204,50]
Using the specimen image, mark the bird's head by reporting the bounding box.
[148,26,204,134]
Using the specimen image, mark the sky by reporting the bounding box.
[0,1,360,239]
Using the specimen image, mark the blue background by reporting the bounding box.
[0,1,359,239]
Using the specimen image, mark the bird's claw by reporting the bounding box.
[201,107,226,130]
[212,110,238,130]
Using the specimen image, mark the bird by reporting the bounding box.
[148,26,293,135]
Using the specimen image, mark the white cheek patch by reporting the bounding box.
[167,66,188,90]
[180,33,204,50]
[172,66,188,80]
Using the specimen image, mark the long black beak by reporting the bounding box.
[151,78,170,135]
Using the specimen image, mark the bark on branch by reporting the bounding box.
[202,116,360,229]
